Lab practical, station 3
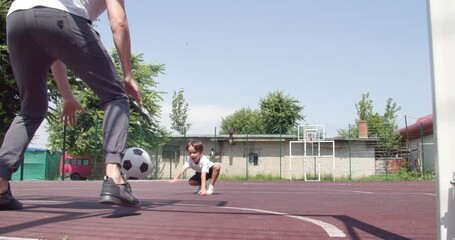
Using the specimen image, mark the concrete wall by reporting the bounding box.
[409,135,435,172]
[154,138,377,180]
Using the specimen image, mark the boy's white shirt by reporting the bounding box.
[183,155,214,173]
[8,0,107,21]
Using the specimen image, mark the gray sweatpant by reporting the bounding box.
[0,7,130,180]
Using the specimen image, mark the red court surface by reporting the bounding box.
[0,180,436,240]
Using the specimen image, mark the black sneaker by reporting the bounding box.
[97,176,141,208]
[0,183,23,211]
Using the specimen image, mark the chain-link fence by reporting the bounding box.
[22,121,433,181]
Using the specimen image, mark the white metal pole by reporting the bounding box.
[427,1,455,239]
[304,139,307,181]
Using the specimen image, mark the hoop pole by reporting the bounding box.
[428,0,455,238]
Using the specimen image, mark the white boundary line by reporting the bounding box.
[176,203,346,238]
[14,200,346,238]
[0,237,39,240]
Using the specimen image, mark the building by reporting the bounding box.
[399,114,435,173]
[152,134,379,180]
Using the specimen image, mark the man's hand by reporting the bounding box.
[60,99,86,125]
[124,78,143,108]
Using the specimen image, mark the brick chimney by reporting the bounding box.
[358,120,368,138]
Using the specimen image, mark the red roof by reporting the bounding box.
[399,114,433,140]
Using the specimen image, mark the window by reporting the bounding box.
[248,153,259,166]
[76,159,90,166]
[65,158,73,165]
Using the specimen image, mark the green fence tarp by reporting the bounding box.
[12,149,61,181]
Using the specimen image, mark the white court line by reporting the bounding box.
[21,200,70,204]
[349,190,374,194]
[175,203,346,238]
[423,193,437,196]
[0,237,39,240]
[18,200,347,237]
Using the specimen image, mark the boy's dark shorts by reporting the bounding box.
[189,166,214,184]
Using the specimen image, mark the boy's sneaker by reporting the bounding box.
[0,183,23,211]
[98,176,141,208]
[206,184,214,195]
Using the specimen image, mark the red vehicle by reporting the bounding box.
[59,153,93,180]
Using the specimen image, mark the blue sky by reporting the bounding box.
[93,0,432,137]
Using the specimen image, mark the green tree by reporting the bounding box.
[170,89,191,134]
[0,0,20,146]
[338,92,373,138]
[356,92,374,121]
[46,52,166,158]
[372,98,402,156]
[260,90,305,134]
[220,107,264,134]
[337,93,402,157]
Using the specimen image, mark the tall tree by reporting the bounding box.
[260,90,305,134]
[170,89,191,134]
[46,52,166,157]
[0,0,20,146]
[356,92,374,121]
[374,97,402,155]
[338,92,374,138]
[337,93,402,157]
[220,107,264,134]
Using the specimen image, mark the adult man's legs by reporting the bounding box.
[45,10,139,207]
[1,9,53,210]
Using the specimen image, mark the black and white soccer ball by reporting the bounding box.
[121,147,151,180]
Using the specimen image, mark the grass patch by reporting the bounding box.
[218,169,435,182]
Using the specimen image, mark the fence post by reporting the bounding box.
[139,121,143,148]
[349,124,352,181]
[385,128,389,181]
[183,127,186,179]
[280,125,282,180]
[154,134,159,179]
[61,122,67,181]
[93,115,99,178]
[246,128,249,180]
[420,122,425,179]
[214,127,217,161]
[169,142,172,180]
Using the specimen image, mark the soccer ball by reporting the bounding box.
[121,147,151,180]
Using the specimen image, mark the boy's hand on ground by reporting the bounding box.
[198,189,207,196]
[169,179,178,183]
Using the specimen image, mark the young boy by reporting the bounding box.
[170,140,221,195]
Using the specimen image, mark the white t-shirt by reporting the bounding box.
[183,155,214,173]
[8,0,107,21]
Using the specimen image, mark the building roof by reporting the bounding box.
[399,114,433,140]
[169,134,378,142]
